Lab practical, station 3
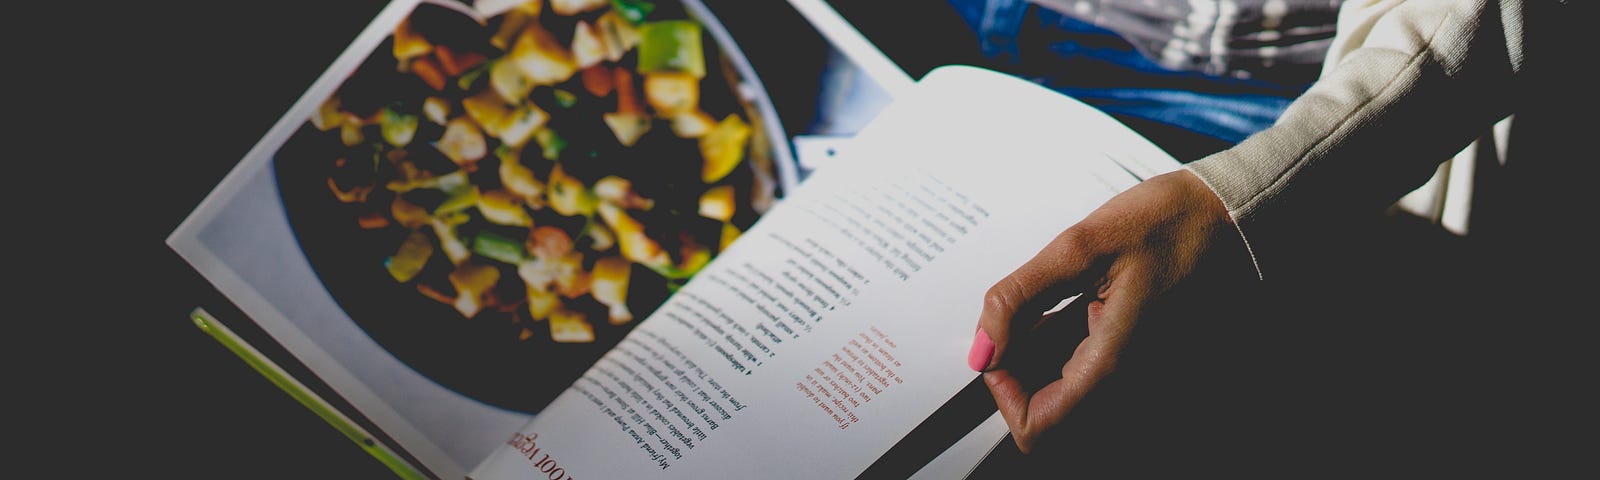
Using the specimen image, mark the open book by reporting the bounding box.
[166,0,1180,478]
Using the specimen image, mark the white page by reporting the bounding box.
[469,65,1176,479]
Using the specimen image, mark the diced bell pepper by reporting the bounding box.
[637,20,704,78]
[472,230,529,264]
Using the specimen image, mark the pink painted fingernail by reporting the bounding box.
[968,329,995,372]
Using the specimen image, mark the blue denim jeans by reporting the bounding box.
[946,0,1314,152]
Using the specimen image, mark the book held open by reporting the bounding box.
[167,0,1179,477]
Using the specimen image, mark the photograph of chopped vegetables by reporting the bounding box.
[272,0,783,413]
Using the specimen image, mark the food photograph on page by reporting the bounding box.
[272,0,793,414]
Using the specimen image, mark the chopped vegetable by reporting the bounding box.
[647,240,709,280]
[533,127,567,160]
[358,212,391,229]
[472,230,529,264]
[490,4,539,50]
[298,2,776,347]
[637,20,704,78]
[644,71,699,116]
[434,117,488,169]
[590,256,633,324]
[391,196,431,229]
[435,45,487,77]
[720,222,741,251]
[605,68,652,146]
[386,169,469,194]
[457,60,491,90]
[551,0,607,16]
[608,0,656,24]
[528,225,575,260]
[595,176,654,210]
[448,263,501,317]
[463,90,514,135]
[340,113,366,147]
[552,89,578,109]
[411,56,448,91]
[597,203,670,268]
[498,150,546,205]
[670,109,715,138]
[327,177,373,203]
[422,96,451,124]
[311,96,342,131]
[476,189,534,226]
[603,112,651,147]
[432,213,474,265]
[379,106,419,148]
[595,10,641,60]
[699,184,734,221]
[580,65,615,97]
[570,21,607,69]
[392,18,433,63]
[547,164,597,217]
[525,286,559,320]
[584,221,616,251]
[613,66,643,113]
[499,102,550,148]
[434,186,480,215]
[507,23,578,86]
[489,57,535,104]
[700,114,750,183]
[553,253,591,298]
[385,230,435,282]
[548,308,595,343]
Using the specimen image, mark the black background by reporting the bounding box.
[33,0,414,477]
[28,0,1592,478]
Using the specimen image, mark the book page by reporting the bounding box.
[469,65,1177,479]
[165,0,816,477]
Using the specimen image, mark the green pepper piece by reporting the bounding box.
[552,88,578,109]
[609,0,655,24]
[434,185,479,214]
[457,60,493,91]
[534,128,567,161]
[472,230,527,265]
[637,20,704,78]
[379,105,419,148]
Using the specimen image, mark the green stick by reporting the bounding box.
[189,307,431,480]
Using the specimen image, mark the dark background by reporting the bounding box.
[30,0,1590,478]
[35,0,417,477]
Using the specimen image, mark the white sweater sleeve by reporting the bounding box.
[1183,0,1527,278]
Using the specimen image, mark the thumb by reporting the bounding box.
[971,228,1107,372]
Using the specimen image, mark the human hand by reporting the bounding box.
[967,168,1241,453]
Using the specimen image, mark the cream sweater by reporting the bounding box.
[1184,0,1531,277]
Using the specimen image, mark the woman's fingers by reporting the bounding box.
[972,170,1238,453]
[971,227,1106,372]
[984,272,1151,452]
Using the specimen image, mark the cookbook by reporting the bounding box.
[166,0,1181,478]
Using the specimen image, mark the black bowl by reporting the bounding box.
[272,0,791,415]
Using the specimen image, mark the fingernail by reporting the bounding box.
[968,328,995,372]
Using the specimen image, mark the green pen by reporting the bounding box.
[189,307,431,480]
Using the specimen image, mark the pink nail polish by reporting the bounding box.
[968,329,995,372]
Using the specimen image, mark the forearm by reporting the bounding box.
[1185,0,1525,277]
